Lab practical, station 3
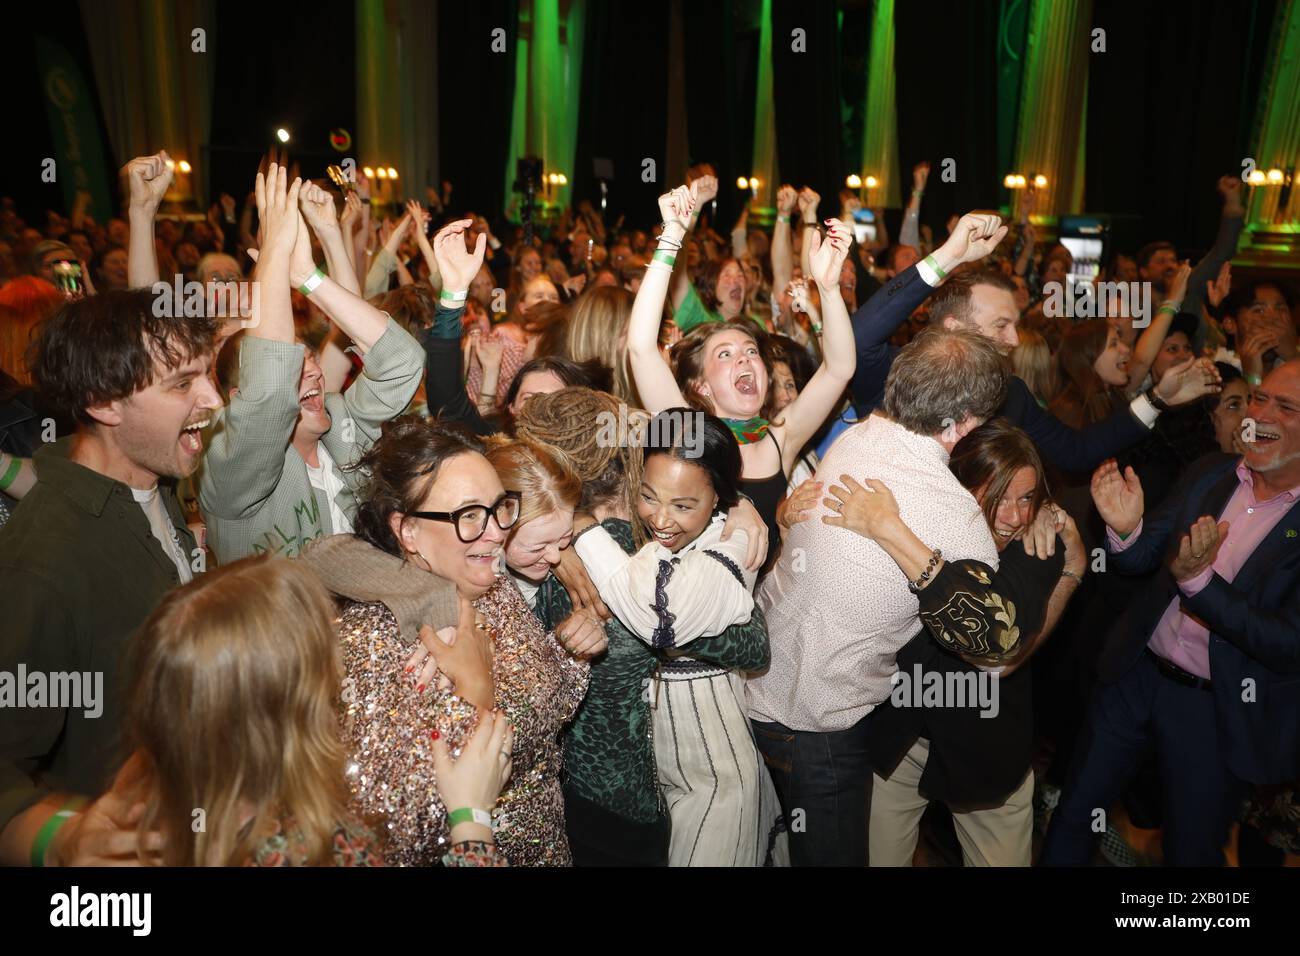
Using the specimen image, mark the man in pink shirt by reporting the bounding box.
[1043,360,1300,866]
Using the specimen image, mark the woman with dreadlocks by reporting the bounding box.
[515,388,786,867]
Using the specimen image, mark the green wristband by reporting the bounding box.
[297,267,325,296]
[0,455,21,492]
[923,254,947,280]
[652,250,677,267]
[447,807,492,829]
[1246,373,1262,387]
[440,288,469,305]
[32,809,78,867]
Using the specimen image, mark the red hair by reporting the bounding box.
[0,277,64,385]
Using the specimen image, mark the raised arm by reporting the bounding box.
[771,185,797,297]
[774,219,856,471]
[1126,260,1190,393]
[900,162,929,249]
[627,186,695,414]
[797,187,820,276]
[124,151,173,289]
[1186,177,1246,345]
[291,205,398,356]
[668,173,718,311]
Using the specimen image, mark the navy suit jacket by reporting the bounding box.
[849,265,1150,473]
[1099,452,1300,784]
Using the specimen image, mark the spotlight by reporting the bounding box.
[165,159,176,170]
[1004,174,1017,188]
[1267,168,1285,184]
[846,174,862,189]
[736,177,750,189]
[375,167,388,179]
[1248,169,1267,186]
[1014,174,1026,188]
[1034,174,1048,188]
[276,128,291,144]
[178,160,192,174]
[363,167,375,179]
[387,167,398,179]
[557,174,567,185]
[864,175,878,189]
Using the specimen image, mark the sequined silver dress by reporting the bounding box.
[338,575,590,866]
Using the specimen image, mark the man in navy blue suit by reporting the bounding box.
[840,213,1221,472]
[1042,359,1300,865]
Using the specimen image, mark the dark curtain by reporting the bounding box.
[437,0,518,224]
[1085,0,1277,255]
[571,3,670,229]
[682,0,751,228]
[209,0,356,201]
[894,0,1003,239]
[772,0,845,203]
[5,3,117,223]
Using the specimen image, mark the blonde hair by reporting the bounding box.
[561,285,638,406]
[1011,328,1059,406]
[485,436,582,528]
[123,556,350,866]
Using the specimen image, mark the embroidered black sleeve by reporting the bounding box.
[649,557,680,649]
[702,549,745,587]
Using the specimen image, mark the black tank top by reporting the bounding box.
[740,430,785,574]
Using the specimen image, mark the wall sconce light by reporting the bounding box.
[845,174,862,189]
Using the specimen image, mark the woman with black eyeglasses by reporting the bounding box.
[300,415,590,866]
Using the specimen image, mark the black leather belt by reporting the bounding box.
[1145,648,1213,692]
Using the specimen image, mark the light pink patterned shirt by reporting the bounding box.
[746,414,999,732]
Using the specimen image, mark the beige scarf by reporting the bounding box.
[299,534,460,644]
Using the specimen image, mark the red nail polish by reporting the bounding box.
[430,730,440,740]
[417,683,426,694]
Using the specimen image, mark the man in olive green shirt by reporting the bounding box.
[0,289,221,866]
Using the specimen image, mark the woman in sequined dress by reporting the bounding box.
[115,554,510,866]
[569,409,787,866]
[320,417,589,866]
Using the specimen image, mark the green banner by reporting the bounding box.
[33,36,114,222]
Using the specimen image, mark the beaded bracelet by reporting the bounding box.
[907,548,943,594]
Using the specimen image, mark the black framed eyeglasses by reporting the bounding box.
[408,491,522,543]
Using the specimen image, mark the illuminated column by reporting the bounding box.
[1245,0,1300,246]
[749,0,778,209]
[1011,0,1093,218]
[356,0,401,201]
[504,0,585,210]
[859,0,900,209]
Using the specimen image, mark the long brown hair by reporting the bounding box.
[123,556,350,866]
[1050,319,1121,429]
[668,319,779,420]
[949,418,1049,530]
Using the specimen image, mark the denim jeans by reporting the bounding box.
[751,714,874,866]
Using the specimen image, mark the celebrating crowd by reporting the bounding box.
[0,146,1296,869]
